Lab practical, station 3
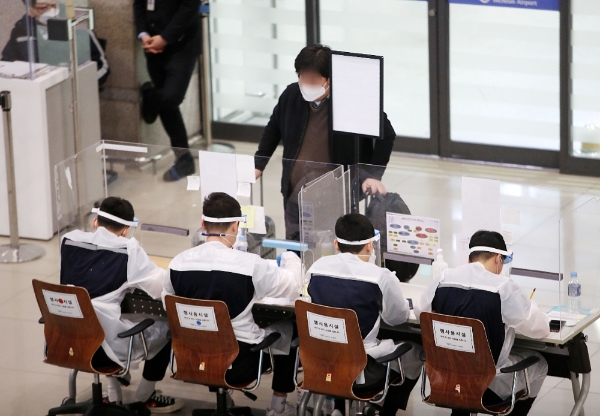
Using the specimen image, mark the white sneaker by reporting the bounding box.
[266,402,296,416]
[331,410,343,416]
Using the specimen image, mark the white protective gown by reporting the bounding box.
[307,253,423,380]
[415,262,550,398]
[61,228,170,368]
[162,241,303,353]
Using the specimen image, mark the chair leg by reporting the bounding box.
[314,394,326,416]
[299,391,312,416]
[192,389,252,416]
[91,374,103,406]
[47,401,91,415]
[345,400,351,416]
[68,369,78,401]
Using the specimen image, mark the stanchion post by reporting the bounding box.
[0,91,46,263]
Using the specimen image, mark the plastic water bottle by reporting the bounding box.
[568,272,581,313]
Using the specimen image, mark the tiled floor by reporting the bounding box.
[3,141,600,415]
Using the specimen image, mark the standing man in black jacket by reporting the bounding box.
[254,44,396,241]
[134,0,201,182]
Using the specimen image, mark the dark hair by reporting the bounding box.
[335,213,375,254]
[203,192,242,233]
[468,230,507,263]
[295,44,331,79]
[96,197,134,232]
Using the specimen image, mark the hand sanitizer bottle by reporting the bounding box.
[432,249,448,278]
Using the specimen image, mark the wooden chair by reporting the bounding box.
[33,279,154,416]
[419,312,540,415]
[164,295,281,416]
[295,300,413,416]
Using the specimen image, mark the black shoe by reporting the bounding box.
[144,390,185,413]
[163,153,195,182]
[140,82,158,124]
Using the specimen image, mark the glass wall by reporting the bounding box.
[449,3,560,150]
[320,0,431,139]
[210,0,306,126]
[570,1,600,159]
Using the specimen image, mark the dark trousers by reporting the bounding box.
[284,199,300,241]
[144,33,201,151]
[334,362,418,416]
[225,340,297,394]
[450,393,536,416]
[92,341,171,382]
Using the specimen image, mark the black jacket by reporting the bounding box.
[133,0,200,51]
[255,82,396,198]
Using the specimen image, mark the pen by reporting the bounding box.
[530,288,536,299]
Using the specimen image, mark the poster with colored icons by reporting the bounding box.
[386,213,440,259]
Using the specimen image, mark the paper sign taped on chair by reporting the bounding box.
[307,312,348,343]
[42,290,83,318]
[176,303,218,331]
[432,320,475,353]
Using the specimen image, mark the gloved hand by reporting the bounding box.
[278,251,300,269]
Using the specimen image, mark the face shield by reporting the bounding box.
[336,233,381,264]
[200,215,245,247]
[469,246,514,276]
[91,208,138,238]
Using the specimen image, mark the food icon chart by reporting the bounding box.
[386,213,440,259]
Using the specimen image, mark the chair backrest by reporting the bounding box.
[420,312,497,413]
[164,295,239,389]
[295,299,368,400]
[32,279,107,374]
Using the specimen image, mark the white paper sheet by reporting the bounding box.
[386,213,440,259]
[237,182,251,198]
[42,290,83,318]
[433,320,475,353]
[461,177,501,237]
[176,303,218,331]
[199,151,238,201]
[187,176,200,191]
[249,205,267,234]
[307,311,348,344]
[331,53,382,137]
[456,233,471,266]
[235,155,256,184]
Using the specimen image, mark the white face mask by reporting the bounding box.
[201,232,237,248]
[38,7,59,26]
[299,82,329,102]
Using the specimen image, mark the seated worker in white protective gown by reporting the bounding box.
[163,192,303,416]
[60,197,183,413]
[415,230,550,416]
[306,213,423,416]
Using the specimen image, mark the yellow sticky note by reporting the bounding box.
[240,206,255,229]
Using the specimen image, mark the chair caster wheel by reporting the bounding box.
[61,397,75,406]
[363,405,378,416]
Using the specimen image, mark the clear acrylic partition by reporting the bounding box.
[0,0,91,80]
[0,0,36,79]
[35,0,92,67]
[350,162,598,323]
[55,141,343,261]
[299,165,350,273]
[558,192,600,336]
